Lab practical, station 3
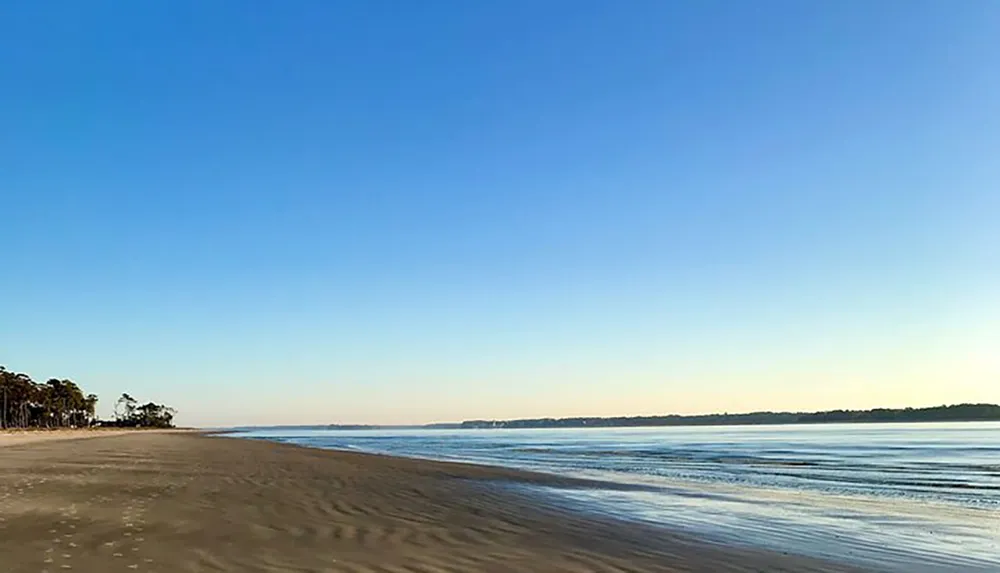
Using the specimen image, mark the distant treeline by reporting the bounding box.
[459,404,1000,429]
[1,365,176,429]
[325,423,464,430]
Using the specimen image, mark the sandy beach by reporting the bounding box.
[0,428,191,447]
[0,432,864,572]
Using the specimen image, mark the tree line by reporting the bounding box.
[1,365,176,429]
[460,403,1000,429]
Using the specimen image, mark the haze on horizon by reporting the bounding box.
[2,2,997,428]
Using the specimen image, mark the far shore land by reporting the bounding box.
[0,432,865,573]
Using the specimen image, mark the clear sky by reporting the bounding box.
[1,1,997,427]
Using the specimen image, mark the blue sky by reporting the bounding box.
[2,2,997,426]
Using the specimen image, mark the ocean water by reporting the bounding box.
[236,422,1000,572]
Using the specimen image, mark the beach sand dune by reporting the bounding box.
[0,433,862,572]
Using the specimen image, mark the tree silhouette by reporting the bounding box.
[1,365,176,429]
[115,393,137,422]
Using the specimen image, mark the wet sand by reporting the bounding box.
[0,432,865,572]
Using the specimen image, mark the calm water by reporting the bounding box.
[236,422,1000,572]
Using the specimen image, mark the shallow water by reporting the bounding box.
[236,422,1000,572]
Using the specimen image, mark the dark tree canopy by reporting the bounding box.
[105,392,176,428]
[1,365,175,429]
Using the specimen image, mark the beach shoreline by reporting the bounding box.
[0,427,197,447]
[0,432,864,572]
